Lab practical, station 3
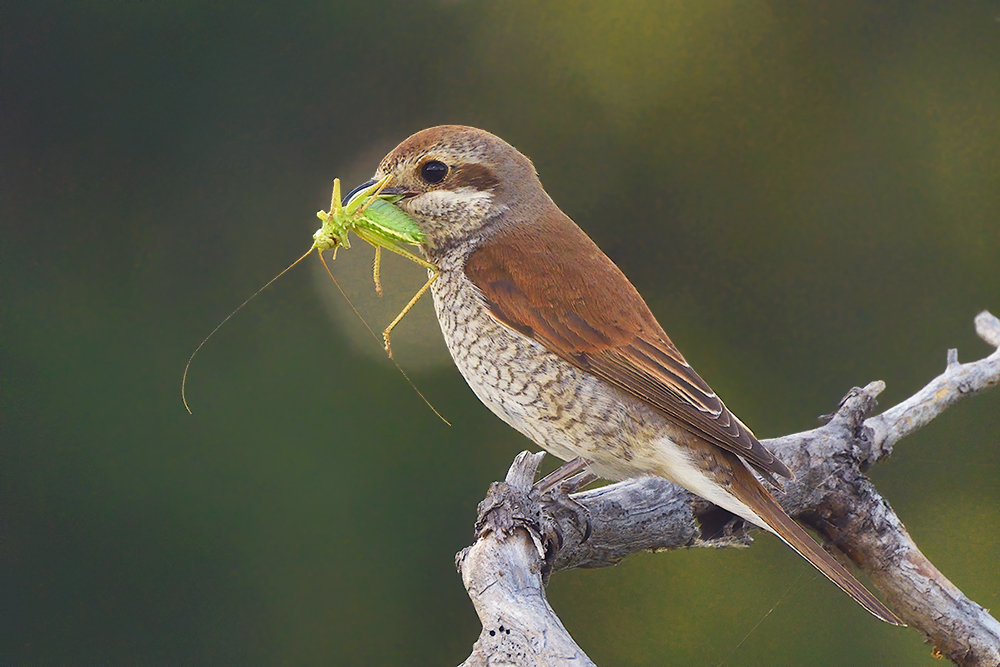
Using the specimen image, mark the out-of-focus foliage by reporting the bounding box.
[2,1,997,665]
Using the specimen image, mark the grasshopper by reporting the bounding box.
[313,175,439,358]
[182,176,441,414]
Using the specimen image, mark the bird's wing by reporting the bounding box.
[464,212,791,480]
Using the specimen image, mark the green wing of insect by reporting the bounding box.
[315,176,423,253]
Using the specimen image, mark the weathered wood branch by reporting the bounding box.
[455,453,595,667]
[456,311,1000,667]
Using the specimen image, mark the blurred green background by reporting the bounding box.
[3,2,999,665]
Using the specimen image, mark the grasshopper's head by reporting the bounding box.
[313,210,351,254]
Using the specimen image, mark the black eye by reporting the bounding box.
[420,160,449,184]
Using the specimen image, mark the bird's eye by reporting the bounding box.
[420,160,449,184]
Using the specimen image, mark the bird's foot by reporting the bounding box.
[532,456,598,545]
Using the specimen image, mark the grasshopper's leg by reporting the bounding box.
[345,174,393,216]
[356,174,392,215]
[373,245,383,297]
[354,229,437,272]
[330,179,343,216]
[382,270,439,358]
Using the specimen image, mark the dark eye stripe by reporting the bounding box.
[451,164,500,191]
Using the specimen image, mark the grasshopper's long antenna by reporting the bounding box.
[182,245,315,414]
[317,250,451,426]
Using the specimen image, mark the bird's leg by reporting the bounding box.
[563,471,599,493]
[534,456,591,495]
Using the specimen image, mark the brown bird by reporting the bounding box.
[354,125,902,625]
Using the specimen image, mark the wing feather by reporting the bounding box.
[466,212,791,480]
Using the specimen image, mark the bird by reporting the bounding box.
[352,124,902,625]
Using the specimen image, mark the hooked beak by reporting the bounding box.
[342,178,410,205]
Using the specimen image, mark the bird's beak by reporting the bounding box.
[342,178,409,205]
[342,179,375,205]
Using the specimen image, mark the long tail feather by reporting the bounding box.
[732,464,904,626]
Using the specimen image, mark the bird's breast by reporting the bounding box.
[429,263,687,479]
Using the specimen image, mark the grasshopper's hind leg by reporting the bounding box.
[382,270,439,358]
[373,245,383,297]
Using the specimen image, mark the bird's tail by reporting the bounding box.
[733,465,904,626]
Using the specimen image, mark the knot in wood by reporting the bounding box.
[475,480,541,540]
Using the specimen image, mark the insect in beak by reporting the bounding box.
[183,172,446,424]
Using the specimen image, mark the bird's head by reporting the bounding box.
[351,125,552,256]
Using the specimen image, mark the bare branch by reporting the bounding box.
[866,310,1000,460]
[456,452,595,667]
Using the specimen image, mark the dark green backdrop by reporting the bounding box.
[3,2,998,665]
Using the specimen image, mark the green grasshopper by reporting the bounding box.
[182,175,440,414]
[313,175,439,358]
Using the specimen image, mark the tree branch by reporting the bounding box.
[457,311,1000,667]
[456,452,595,667]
